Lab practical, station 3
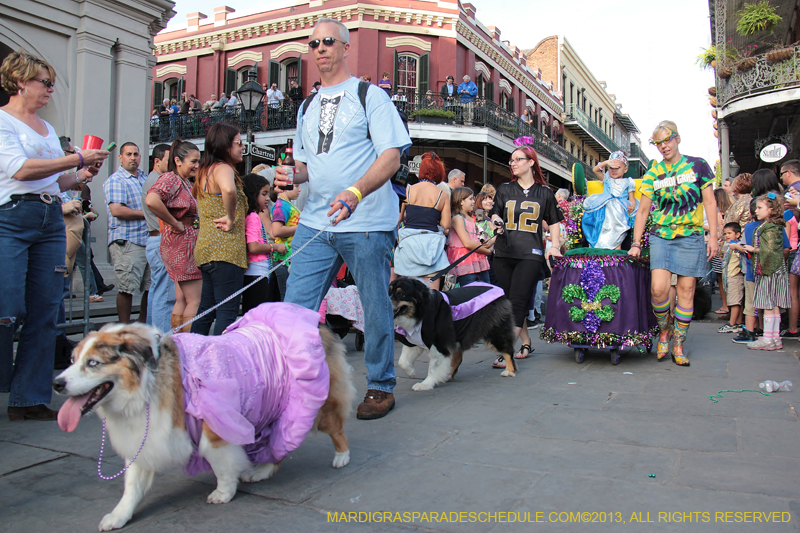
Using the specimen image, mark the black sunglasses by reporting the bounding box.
[308,37,345,48]
[32,78,55,89]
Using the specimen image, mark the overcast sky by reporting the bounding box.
[167,0,718,166]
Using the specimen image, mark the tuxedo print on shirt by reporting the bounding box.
[317,92,343,155]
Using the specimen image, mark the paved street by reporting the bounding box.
[2,300,800,533]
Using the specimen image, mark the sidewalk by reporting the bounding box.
[2,302,799,532]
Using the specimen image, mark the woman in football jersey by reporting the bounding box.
[490,144,563,366]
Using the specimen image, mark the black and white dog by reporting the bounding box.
[389,277,517,390]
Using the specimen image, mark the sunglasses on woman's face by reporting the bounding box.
[32,78,55,89]
[649,131,677,147]
[308,37,343,49]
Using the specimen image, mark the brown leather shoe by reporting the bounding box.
[7,404,58,421]
[356,389,395,420]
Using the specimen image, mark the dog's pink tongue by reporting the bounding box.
[57,393,91,432]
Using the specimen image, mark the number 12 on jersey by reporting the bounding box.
[504,200,541,233]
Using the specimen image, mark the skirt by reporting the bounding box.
[649,233,706,278]
[753,270,791,310]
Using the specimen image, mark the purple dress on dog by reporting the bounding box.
[172,303,330,475]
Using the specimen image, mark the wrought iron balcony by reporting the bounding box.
[564,104,621,155]
[628,143,648,163]
[716,45,800,107]
[149,94,592,181]
[149,103,299,144]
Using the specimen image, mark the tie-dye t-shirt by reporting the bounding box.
[272,197,300,262]
[640,155,714,239]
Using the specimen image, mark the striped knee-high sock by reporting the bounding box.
[652,299,671,323]
[674,305,693,330]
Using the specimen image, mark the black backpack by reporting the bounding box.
[300,81,410,189]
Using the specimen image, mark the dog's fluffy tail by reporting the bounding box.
[316,326,356,426]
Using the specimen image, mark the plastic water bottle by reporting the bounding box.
[759,380,793,393]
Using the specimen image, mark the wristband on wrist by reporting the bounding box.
[630,242,641,249]
[76,152,84,171]
[75,171,84,184]
[346,186,362,202]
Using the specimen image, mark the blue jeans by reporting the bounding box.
[146,235,176,333]
[191,261,244,336]
[285,225,396,392]
[0,199,66,407]
[457,270,490,286]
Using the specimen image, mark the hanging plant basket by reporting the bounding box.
[708,86,717,96]
[737,57,757,71]
[709,96,718,107]
[711,109,718,119]
[736,1,782,37]
[711,60,717,69]
[718,66,733,79]
[766,48,795,63]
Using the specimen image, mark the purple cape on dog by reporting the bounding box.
[172,303,330,475]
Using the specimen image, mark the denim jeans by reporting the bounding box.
[285,225,396,392]
[274,263,289,301]
[74,234,98,295]
[146,235,176,333]
[0,199,66,407]
[191,261,244,336]
[457,270,490,287]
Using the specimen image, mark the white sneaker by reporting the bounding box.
[748,338,781,351]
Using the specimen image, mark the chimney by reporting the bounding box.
[486,26,501,42]
[462,3,476,18]
[214,6,235,27]
[187,12,207,32]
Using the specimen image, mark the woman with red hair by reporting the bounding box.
[394,152,451,289]
[489,144,563,365]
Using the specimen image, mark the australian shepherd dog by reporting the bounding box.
[53,316,355,531]
[389,277,517,390]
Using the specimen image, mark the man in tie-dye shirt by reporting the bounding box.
[629,120,718,367]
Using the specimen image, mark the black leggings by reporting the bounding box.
[493,256,544,328]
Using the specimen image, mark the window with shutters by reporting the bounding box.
[396,53,418,98]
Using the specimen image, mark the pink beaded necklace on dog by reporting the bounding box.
[97,403,150,480]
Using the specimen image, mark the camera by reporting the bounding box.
[493,219,504,227]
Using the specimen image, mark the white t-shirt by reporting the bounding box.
[0,110,63,205]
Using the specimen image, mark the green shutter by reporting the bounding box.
[269,60,280,87]
[225,69,236,95]
[418,53,429,97]
[177,77,185,99]
[296,54,302,93]
[507,96,514,113]
[393,49,398,94]
[485,81,494,102]
[153,81,163,109]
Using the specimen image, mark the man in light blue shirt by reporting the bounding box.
[275,17,411,420]
[458,75,478,103]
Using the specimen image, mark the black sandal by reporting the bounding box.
[514,344,533,359]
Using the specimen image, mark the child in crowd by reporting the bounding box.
[447,186,495,286]
[742,193,791,350]
[241,174,286,313]
[271,183,301,301]
[717,222,745,334]
[731,198,791,343]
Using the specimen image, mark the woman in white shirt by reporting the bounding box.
[0,50,108,421]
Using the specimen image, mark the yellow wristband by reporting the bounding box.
[346,186,363,202]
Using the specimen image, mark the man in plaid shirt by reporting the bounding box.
[103,142,150,323]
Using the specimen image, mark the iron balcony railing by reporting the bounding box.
[716,45,800,107]
[150,94,592,179]
[149,102,301,144]
[628,143,648,162]
[564,103,621,154]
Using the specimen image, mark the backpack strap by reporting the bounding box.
[358,80,371,140]
[300,91,318,118]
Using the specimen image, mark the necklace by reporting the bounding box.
[97,403,150,480]
[417,179,435,185]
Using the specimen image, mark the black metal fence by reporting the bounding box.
[150,94,592,179]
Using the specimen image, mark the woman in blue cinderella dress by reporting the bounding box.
[582,151,638,249]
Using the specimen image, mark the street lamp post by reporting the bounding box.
[237,65,266,174]
[729,152,740,179]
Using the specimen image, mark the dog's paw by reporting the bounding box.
[412,382,434,391]
[207,489,235,504]
[241,463,278,483]
[332,450,350,468]
[500,370,516,378]
[99,512,130,531]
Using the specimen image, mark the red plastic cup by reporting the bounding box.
[82,135,103,150]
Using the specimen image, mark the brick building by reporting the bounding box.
[150,0,592,189]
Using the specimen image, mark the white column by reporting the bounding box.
[719,119,730,182]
